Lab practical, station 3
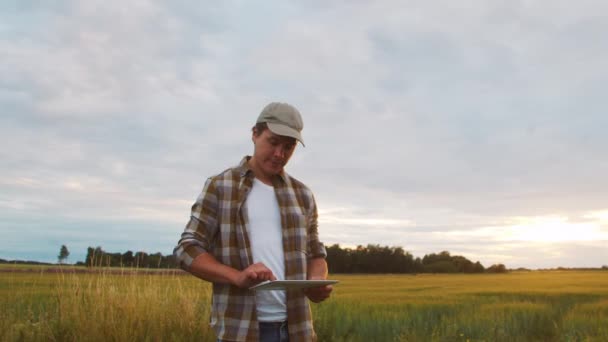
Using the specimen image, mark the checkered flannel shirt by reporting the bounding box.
[174,156,327,342]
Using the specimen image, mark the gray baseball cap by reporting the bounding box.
[256,102,305,146]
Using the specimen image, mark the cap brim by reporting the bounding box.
[267,122,305,147]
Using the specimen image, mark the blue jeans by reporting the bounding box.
[216,321,289,342]
[259,321,289,342]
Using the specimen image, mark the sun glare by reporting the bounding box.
[507,216,606,243]
[584,210,608,224]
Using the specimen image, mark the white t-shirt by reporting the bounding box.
[246,178,287,322]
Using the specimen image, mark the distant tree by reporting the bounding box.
[413,257,424,273]
[58,245,70,264]
[472,261,486,273]
[326,244,348,273]
[122,251,135,267]
[135,251,149,268]
[486,264,508,273]
[424,260,457,273]
[85,247,95,267]
[85,246,106,267]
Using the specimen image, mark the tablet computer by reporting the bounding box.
[249,280,338,291]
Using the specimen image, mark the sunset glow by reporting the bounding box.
[507,216,607,243]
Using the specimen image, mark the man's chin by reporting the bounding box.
[268,163,284,173]
[260,166,281,177]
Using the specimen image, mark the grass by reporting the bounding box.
[1,268,607,341]
[313,272,608,341]
[1,269,212,342]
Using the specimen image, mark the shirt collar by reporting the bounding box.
[237,156,288,184]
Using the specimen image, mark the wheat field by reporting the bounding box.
[1,267,607,341]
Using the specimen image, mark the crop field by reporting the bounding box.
[1,266,607,341]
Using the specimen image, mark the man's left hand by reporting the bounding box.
[303,283,333,303]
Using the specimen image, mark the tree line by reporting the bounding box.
[76,246,177,269]
[326,244,506,273]
[75,244,507,273]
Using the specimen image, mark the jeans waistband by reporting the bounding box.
[259,321,287,328]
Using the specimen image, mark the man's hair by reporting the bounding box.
[252,122,268,136]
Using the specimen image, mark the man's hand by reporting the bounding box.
[303,283,333,303]
[234,262,276,288]
[305,257,332,302]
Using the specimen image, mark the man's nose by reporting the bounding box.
[273,146,286,158]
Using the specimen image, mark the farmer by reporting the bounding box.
[174,102,332,342]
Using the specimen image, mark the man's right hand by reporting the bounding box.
[234,262,276,288]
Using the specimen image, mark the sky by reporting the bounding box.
[1,1,607,269]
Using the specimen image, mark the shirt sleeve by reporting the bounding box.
[173,177,219,271]
[306,195,327,259]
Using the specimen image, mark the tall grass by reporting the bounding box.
[1,268,607,341]
[313,272,608,341]
[1,267,213,341]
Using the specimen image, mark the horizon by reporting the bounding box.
[1,1,607,270]
[2,242,607,271]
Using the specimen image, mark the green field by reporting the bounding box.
[1,266,607,341]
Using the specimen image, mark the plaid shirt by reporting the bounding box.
[174,156,327,342]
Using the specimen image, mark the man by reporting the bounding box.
[174,102,332,342]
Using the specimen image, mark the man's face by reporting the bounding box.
[252,128,297,177]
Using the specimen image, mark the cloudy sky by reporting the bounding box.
[1,1,607,269]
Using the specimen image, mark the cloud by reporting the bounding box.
[1,1,607,268]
